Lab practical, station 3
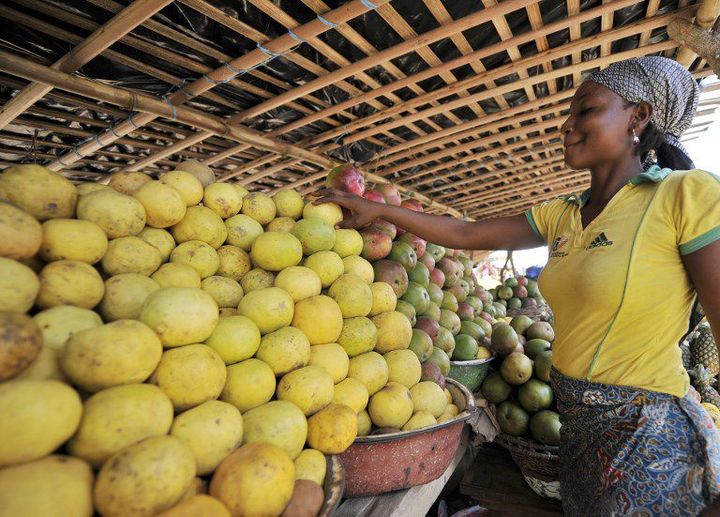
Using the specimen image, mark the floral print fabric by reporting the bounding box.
[551,369,720,516]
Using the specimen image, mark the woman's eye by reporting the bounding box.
[579,107,595,115]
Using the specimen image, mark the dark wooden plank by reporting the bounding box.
[460,445,563,516]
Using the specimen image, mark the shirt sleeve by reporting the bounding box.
[525,198,571,245]
[672,170,720,255]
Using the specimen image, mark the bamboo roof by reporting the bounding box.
[0,0,717,219]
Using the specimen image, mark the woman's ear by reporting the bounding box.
[634,101,653,133]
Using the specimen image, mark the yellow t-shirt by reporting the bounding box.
[525,166,720,397]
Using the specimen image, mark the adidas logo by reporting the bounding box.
[551,236,567,252]
[550,236,569,257]
[586,232,613,249]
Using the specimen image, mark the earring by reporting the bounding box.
[632,128,640,145]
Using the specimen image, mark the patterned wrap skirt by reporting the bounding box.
[551,369,720,516]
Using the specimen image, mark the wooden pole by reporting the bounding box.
[0,0,174,132]
[673,0,720,67]
[43,0,390,170]
[0,50,335,168]
[669,18,720,75]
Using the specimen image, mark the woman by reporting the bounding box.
[318,57,720,515]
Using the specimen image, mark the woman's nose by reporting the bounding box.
[560,115,573,135]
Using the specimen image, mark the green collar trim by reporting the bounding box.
[565,165,672,206]
[629,164,673,185]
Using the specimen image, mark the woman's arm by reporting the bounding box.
[682,239,720,348]
[314,189,545,251]
[692,243,720,517]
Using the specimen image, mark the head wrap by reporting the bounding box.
[587,56,699,167]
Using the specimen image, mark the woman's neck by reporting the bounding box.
[587,155,644,206]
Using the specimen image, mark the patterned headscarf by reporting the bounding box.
[587,56,699,167]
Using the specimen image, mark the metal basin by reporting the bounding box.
[447,356,493,392]
[338,378,475,497]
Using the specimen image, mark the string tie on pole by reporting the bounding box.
[162,95,177,120]
[127,112,140,128]
[287,29,307,44]
[109,121,122,138]
[256,41,285,58]
[317,15,338,28]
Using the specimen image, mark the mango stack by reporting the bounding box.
[0,162,469,517]
[481,308,561,445]
[360,212,505,394]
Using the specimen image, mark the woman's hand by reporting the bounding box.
[313,189,384,229]
[315,189,544,251]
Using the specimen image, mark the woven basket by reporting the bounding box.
[506,303,554,323]
[495,433,559,482]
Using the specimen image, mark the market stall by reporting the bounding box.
[0,0,719,516]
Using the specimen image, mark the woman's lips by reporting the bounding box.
[564,140,582,149]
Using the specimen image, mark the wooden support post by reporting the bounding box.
[500,251,517,280]
[0,0,174,132]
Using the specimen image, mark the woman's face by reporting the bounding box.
[561,82,637,170]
